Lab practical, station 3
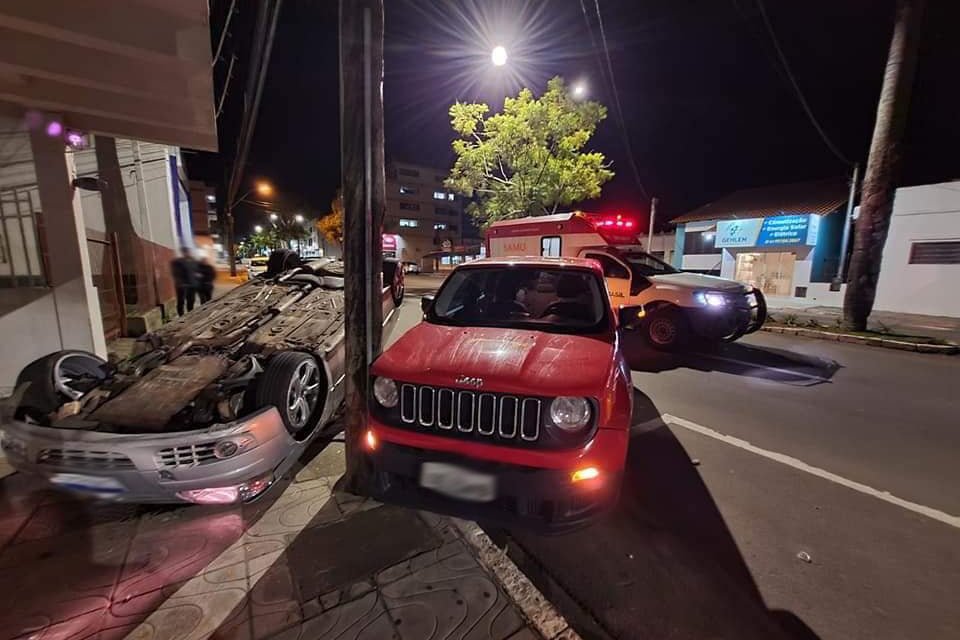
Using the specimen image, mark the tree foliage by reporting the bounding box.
[316,190,344,244]
[445,77,614,225]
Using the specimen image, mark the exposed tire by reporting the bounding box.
[15,350,107,419]
[265,249,302,278]
[255,352,325,435]
[645,308,689,351]
[383,260,404,306]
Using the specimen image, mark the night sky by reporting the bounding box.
[185,0,960,237]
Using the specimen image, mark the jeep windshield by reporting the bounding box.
[621,251,679,277]
[428,266,610,333]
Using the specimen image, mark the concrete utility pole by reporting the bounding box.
[340,0,385,493]
[832,163,860,290]
[843,0,926,330]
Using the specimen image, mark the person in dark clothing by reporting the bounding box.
[171,246,198,316]
[197,254,216,304]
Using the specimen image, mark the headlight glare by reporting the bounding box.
[695,291,727,307]
[549,397,591,431]
[373,376,399,408]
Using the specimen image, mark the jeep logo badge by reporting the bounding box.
[455,375,483,388]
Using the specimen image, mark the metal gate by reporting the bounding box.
[0,186,46,288]
[86,234,126,339]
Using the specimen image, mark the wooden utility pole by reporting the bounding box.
[340,0,385,493]
[843,0,926,330]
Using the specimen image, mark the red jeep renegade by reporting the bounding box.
[365,257,633,532]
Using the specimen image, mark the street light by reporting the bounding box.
[226,179,275,276]
[572,82,587,98]
[491,45,507,66]
[255,181,274,197]
[254,225,264,233]
[269,213,279,222]
[294,214,305,223]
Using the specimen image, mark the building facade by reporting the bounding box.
[384,162,479,271]
[0,0,215,394]
[873,180,960,317]
[671,179,850,305]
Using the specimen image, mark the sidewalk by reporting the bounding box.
[766,298,960,344]
[0,440,575,640]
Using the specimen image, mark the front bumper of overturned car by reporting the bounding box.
[0,408,294,504]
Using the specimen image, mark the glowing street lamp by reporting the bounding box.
[269,213,279,222]
[572,82,587,98]
[491,45,507,67]
[294,214,305,223]
[254,225,264,233]
[255,181,274,197]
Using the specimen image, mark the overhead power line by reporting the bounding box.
[755,0,853,167]
[580,0,649,201]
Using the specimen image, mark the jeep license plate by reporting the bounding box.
[419,462,496,503]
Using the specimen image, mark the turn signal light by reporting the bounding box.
[364,429,378,451]
[571,467,600,483]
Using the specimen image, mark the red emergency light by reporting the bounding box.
[595,214,635,229]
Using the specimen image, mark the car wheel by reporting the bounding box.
[15,350,107,418]
[383,260,404,306]
[256,352,325,435]
[645,308,688,350]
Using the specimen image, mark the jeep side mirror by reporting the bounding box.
[421,294,435,314]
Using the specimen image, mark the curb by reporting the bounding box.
[451,518,582,640]
[761,325,959,354]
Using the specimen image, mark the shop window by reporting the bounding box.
[541,236,561,257]
[683,231,719,255]
[909,241,960,264]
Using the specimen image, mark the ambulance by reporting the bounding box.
[486,212,766,348]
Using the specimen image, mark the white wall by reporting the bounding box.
[682,254,722,271]
[874,181,960,317]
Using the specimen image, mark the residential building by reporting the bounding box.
[384,162,479,271]
[0,1,215,394]
[189,180,221,258]
[671,179,849,304]
[873,180,960,317]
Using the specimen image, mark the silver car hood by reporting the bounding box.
[649,272,746,292]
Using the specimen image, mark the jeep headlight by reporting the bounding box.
[694,291,728,307]
[549,397,592,432]
[373,376,399,408]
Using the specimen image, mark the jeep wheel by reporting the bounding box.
[256,352,325,435]
[646,309,688,350]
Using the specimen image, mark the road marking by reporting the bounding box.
[662,413,960,530]
[695,353,835,383]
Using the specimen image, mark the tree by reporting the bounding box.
[316,191,344,244]
[445,76,614,226]
[843,0,926,330]
[247,229,278,255]
[273,217,311,246]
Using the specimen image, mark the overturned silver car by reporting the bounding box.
[1,257,404,504]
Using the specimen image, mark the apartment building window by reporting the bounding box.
[447,193,455,201]
[434,223,448,230]
[399,185,417,195]
[434,206,456,216]
[433,191,447,200]
[399,202,420,211]
[400,219,420,227]
[398,168,419,177]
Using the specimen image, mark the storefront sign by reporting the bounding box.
[382,234,397,258]
[716,215,819,248]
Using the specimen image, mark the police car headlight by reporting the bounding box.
[694,291,728,307]
[549,397,592,432]
[373,377,399,408]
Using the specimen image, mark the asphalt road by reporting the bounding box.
[489,325,960,640]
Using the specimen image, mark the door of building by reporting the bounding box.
[735,252,795,297]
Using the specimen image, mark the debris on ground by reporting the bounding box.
[797,551,812,563]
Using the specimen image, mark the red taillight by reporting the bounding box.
[365,429,378,451]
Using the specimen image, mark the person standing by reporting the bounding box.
[171,246,198,316]
[197,254,216,304]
